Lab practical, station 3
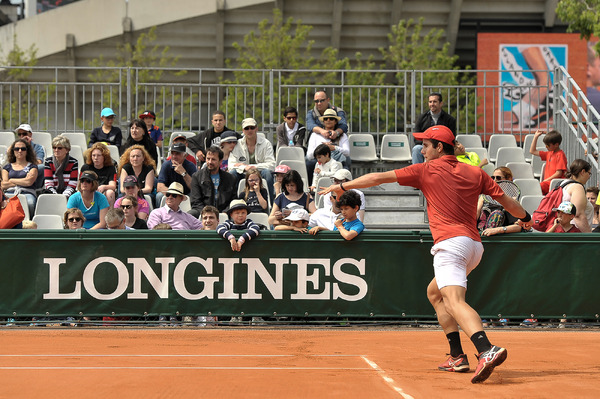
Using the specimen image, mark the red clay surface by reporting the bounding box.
[0,329,599,398]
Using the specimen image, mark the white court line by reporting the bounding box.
[0,354,292,357]
[361,356,414,399]
[0,366,371,371]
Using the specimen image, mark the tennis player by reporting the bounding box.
[319,125,532,383]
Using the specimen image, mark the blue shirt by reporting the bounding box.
[157,159,197,194]
[305,105,348,134]
[148,125,163,144]
[334,217,365,235]
[210,173,220,201]
[67,191,110,229]
[32,142,45,162]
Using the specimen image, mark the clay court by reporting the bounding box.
[1,328,598,398]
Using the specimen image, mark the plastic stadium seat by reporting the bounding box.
[17,194,31,221]
[481,163,496,176]
[520,195,544,214]
[496,147,526,167]
[488,134,517,163]
[279,159,309,185]
[0,132,15,147]
[61,133,88,152]
[513,179,543,197]
[313,176,333,208]
[107,145,120,164]
[276,146,305,165]
[34,194,68,217]
[456,134,483,148]
[522,134,545,163]
[380,134,411,162]
[144,195,154,211]
[219,213,228,223]
[549,179,566,191]
[465,147,489,162]
[32,132,52,159]
[170,132,196,141]
[532,157,545,179]
[159,195,192,212]
[0,145,7,165]
[69,145,85,168]
[32,214,64,229]
[248,212,270,229]
[505,162,535,180]
[349,134,378,162]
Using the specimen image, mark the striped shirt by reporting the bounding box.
[44,156,78,197]
[216,219,260,242]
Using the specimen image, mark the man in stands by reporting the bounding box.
[156,142,197,207]
[189,145,236,218]
[188,110,238,165]
[412,92,456,164]
[147,182,202,230]
[306,90,348,143]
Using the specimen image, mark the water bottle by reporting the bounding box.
[288,138,294,146]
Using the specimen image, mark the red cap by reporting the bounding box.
[413,125,455,146]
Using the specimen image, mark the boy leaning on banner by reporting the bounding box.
[545,201,581,233]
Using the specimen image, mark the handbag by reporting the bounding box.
[0,195,26,229]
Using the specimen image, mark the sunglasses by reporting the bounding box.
[68,217,82,222]
[491,176,503,181]
[17,132,28,137]
[120,204,133,209]
[165,193,181,198]
[323,117,337,121]
[13,147,27,152]
[53,146,65,150]
[314,99,327,104]
[243,126,256,130]
[285,116,297,120]
[80,179,92,184]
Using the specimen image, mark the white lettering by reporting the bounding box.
[43,258,81,299]
[332,258,367,301]
[291,258,330,300]
[242,258,285,299]
[218,258,239,299]
[127,257,174,299]
[83,257,128,300]
[173,257,219,300]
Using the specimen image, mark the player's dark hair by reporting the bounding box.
[336,190,361,209]
[207,145,224,160]
[429,92,443,102]
[282,170,304,194]
[543,130,562,145]
[566,159,591,179]
[314,143,331,158]
[431,139,455,156]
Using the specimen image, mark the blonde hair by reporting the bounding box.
[118,144,157,175]
[52,135,71,151]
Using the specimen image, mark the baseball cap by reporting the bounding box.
[553,201,577,215]
[220,130,238,143]
[80,171,98,182]
[123,175,138,188]
[100,108,116,118]
[413,125,455,146]
[242,118,258,129]
[170,133,188,142]
[15,123,32,133]
[333,169,353,181]
[283,208,310,222]
[139,110,156,119]
[274,164,291,174]
[170,142,187,153]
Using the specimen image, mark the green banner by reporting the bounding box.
[0,230,597,319]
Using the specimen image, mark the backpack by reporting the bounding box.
[531,179,582,232]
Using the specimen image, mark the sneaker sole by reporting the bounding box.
[471,348,507,384]
[438,365,470,372]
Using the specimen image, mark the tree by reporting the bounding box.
[557,0,600,53]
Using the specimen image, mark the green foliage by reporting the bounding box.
[557,0,600,54]
[87,26,188,131]
[0,35,53,130]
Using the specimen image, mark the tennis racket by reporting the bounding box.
[483,180,521,206]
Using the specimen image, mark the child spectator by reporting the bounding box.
[310,143,342,192]
[454,142,488,167]
[201,205,220,230]
[309,192,341,235]
[239,169,269,214]
[333,190,364,240]
[546,201,581,233]
[274,208,310,233]
[272,164,291,198]
[152,223,172,230]
[530,129,567,194]
[586,187,599,228]
[139,110,163,148]
[89,108,122,151]
[217,199,260,251]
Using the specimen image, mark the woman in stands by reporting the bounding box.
[239,169,268,214]
[43,135,78,198]
[1,139,38,217]
[268,170,316,227]
[67,170,109,230]
[82,143,117,206]
[120,195,148,229]
[562,159,593,232]
[122,119,159,165]
[479,166,525,236]
[118,145,156,197]
[63,208,85,230]
[114,175,150,220]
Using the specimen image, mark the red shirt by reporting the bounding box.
[395,155,504,244]
[553,224,581,233]
[540,149,567,180]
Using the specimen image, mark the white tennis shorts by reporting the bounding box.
[431,236,484,289]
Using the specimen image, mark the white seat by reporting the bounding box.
[0,132,15,147]
[35,194,68,217]
[465,147,489,162]
[532,157,545,179]
[513,179,542,197]
[248,212,270,229]
[520,195,545,214]
[549,178,566,191]
[313,176,333,208]
[505,162,535,180]
[380,134,411,162]
[144,194,154,211]
[276,146,305,165]
[481,163,496,176]
[219,212,229,223]
[0,145,7,166]
[32,214,64,229]
[69,145,85,168]
[279,159,309,186]
[349,133,378,162]
[61,133,88,152]
[107,145,121,164]
[522,134,546,163]
[496,147,525,167]
[170,132,196,142]
[32,131,52,160]
[488,134,517,163]
[456,134,483,148]
[17,194,31,221]
[159,195,191,212]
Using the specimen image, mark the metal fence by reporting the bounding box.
[0,65,597,183]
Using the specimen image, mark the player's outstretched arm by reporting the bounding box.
[319,170,397,198]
